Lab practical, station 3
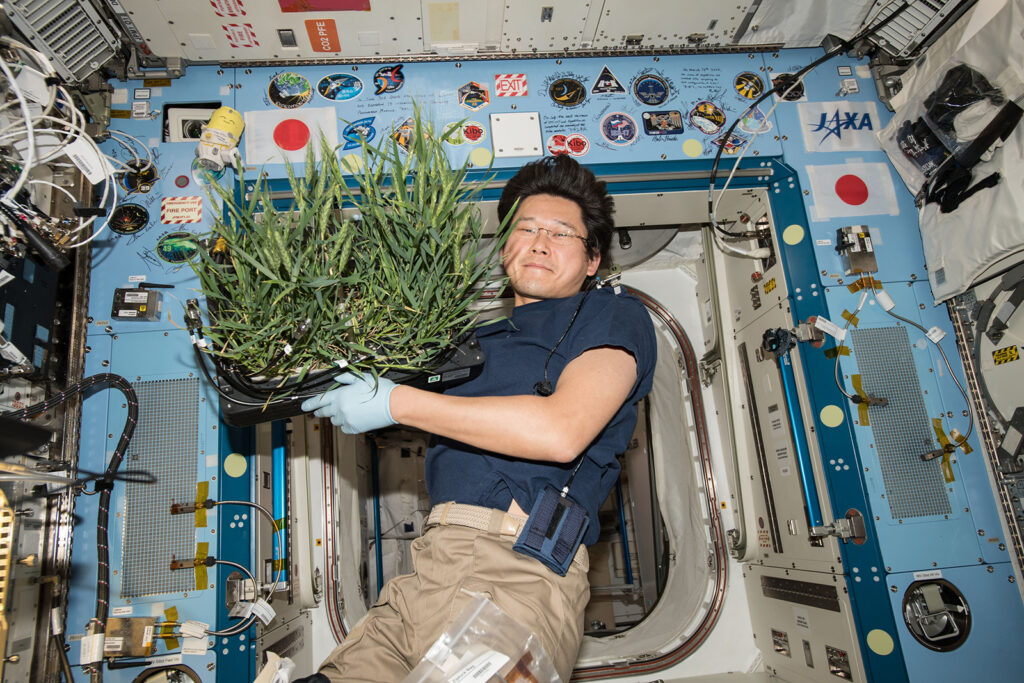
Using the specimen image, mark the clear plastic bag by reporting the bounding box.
[402,594,560,683]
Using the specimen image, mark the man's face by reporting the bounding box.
[501,194,600,306]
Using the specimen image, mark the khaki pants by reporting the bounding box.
[318,519,590,682]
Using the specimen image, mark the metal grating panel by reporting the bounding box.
[866,0,969,58]
[850,326,951,518]
[5,0,119,81]
[121,379,199,598]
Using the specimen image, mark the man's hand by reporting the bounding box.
[301,372,398,434]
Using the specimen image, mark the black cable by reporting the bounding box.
[707,1,912,237]
[2,373,138,683]
[534,290,590,397]
[53,633,74,682]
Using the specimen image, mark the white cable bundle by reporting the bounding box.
[0,36,150,249]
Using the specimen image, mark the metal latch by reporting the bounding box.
[810,509,867,544]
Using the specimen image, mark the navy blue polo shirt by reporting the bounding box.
[425,286,657,545]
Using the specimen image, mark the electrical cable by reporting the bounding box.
[0,51,36,205]
[534,289,589,396]
[204,559,260,637]
[705,1,912,252]
[2,374,138,683]
[871,288,974,444]
[832,290,870,400]
[208,499,285,637]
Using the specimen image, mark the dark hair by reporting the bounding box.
[497,156,614,263]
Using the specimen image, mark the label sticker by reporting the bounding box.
[305,18,340,52]
[449,650,511,683]
[794,607,810,630]
[222,23,260,48]
[80,634,105,664]
[925,326,946,343]
[250,598,276,625]
[111,605,133,616]
[143,625,154,647]
[181,620,208,639]
[160,196,203,224]
[268,72,312,108]
[548,77,586,107]
[814,316,847,341]
[775,444,791,475]
[642,110,683,135]
[600,112,638,145]
[318,73,362,101]
[211,0,246,16]
[124,291,148,303]
[182,636,208,656]
[128,275,146,282]
[494,73,527,97]
[65,137,113,184]
[155,231,200,263]
[993,345,1019,365]
[373,65,404,94]
[133,88,151,100]
[689,101,725,135]
[816,238,832,246]
[104,637,124,653]
[16,68,50,104]
[734,72,765,99]
[342,116,375,149]
[913,569,943,581]
[149,654,184,666]
[591,65,625,94]
[457,81,490,111]
[632,74,669,105]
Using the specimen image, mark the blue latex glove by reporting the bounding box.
[300,372,397,434]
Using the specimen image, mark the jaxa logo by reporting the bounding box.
[810,109,874,143]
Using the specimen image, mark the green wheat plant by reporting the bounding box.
[191,107,508,385]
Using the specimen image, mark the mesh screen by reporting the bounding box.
[121,379,200,598]
[850,326,951,518]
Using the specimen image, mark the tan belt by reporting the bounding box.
[424,502,587,569]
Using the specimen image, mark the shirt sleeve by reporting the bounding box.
[563,289,658,402]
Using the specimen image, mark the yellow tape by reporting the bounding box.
[272,559,287,571]
[949,428,973,455]
[850,375,871,425]
[162,607,179,651]
[841,310,860,328]
[823,345,851,359]
[941,452,956,483]
[195,542,209,591]
[847,276,881,293]
[195,481,209,528]
[274,518,287,532]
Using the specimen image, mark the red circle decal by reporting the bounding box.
[273,119,311,151]
[834,174,869,206]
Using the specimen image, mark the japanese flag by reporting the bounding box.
[242,107,338,165]
[805,161,899,221]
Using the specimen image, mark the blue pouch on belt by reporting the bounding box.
[513,485,589,576]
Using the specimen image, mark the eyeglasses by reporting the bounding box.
[513,225,589,245]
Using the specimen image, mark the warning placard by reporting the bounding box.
[161,197,203,224]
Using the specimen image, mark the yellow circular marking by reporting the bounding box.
[224,452,248,478]
[340,153,362,173]
[682,139,703,158]
[866,629,895,656]
[820,405,845,428]
[783,224,805,245]
[469,147,493,167]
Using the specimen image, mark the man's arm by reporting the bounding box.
[390,346,637,463]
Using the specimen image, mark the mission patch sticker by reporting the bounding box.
[601,112,638,145]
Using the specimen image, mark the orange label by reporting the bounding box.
[305,19,340,52]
